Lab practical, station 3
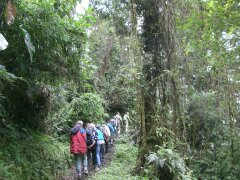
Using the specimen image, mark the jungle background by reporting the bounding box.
[0,0,240,179]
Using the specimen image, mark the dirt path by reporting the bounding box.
[59,145,115,180]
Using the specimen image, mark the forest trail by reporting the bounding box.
[60,145,115,180]
[60,134,138,180]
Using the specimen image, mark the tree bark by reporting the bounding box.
[135,0,180,178]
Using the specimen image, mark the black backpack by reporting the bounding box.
[86,130,93,146]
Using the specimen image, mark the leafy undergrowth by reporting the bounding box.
[90,134,146,180]
[0,126,71,180]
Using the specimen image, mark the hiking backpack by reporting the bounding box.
[86,129,93,146]
[70,128,87,154]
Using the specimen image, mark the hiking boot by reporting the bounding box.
[95,166,99,172]
[77,173,82,180]
[83,169,89,175]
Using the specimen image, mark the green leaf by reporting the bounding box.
[0,33,8,51]
[21,26,35,63]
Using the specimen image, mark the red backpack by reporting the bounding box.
[70,128,87,154]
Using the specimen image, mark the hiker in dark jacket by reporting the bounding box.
[70,121,88,179]
[86,123,98,170]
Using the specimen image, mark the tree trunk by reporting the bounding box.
[135,0,180,178]
[99,36,113,77]
[130,0,147,172]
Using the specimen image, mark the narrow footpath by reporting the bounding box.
[59,134,138,180]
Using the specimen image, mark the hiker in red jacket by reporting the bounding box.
[70,121,88,179]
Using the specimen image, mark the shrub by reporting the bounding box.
[67,93,107,125]
[146,146,195,180]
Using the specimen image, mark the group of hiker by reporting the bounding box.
[70,112,130,179]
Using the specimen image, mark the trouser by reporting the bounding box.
[87,144,97,166]
[96,143,104,166]
[125,120,129,133]
[105,139,109,153]
[74,153,87,174]
[117,124,121,135]
[101,143,105,159]
[112,131,116,142]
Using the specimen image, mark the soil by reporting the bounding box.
[59,144,115,180]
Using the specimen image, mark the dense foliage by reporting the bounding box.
[0,128,70,179]
[66,93,106,124]
[0,0,100,178]
[177,0,240,179]
[131,0,240,179]
[0,0,239,179]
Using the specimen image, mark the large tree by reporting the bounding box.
[134,0,181,178]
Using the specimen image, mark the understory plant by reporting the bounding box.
[146,146,195,180]
[0,126,71,180]
[65,93,107,125]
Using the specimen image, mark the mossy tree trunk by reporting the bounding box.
[134,0,180,178]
